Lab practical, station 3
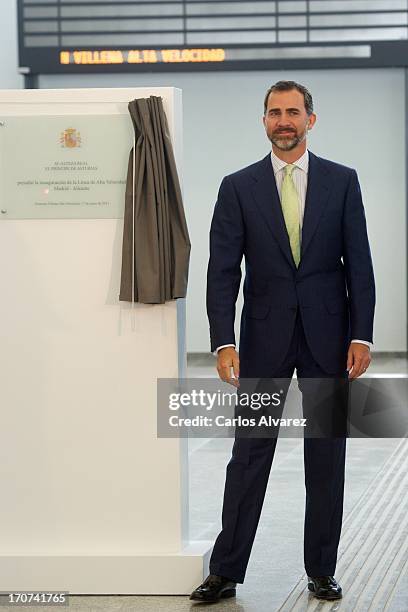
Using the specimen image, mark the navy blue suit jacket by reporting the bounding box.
[206,151,375,376]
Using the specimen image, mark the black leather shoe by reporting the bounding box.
[307,575,342,600]
[190,574,237,602]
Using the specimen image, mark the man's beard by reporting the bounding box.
[270,127,307,151]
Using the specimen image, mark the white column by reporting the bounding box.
[0,88,211,594]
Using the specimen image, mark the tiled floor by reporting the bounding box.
[11,355,406,612]
[185,353,408,611]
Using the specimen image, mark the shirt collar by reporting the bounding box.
[270,148,309,175]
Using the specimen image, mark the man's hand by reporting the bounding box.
[217,347,240,388]
[347,343,371,379]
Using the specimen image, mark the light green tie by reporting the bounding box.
[281,164,301,267]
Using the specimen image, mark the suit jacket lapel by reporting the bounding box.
[251,154,296,269]
[301,152,332,261]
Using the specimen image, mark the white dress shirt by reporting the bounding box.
[215,149,372,354]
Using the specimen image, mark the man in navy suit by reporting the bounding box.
[190,81,375,603]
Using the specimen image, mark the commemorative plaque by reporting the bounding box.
[0,114,132,219]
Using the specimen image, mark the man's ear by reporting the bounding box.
[308,113,317,130]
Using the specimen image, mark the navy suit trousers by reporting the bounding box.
[209,313,348,583]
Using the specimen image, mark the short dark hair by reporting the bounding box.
[264,81,314,116]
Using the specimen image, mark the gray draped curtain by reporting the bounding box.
[119,96,191,304]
